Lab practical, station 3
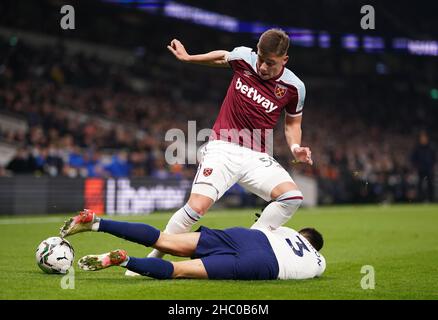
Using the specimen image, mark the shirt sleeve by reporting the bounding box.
[284,81,306,117]
[226,46,253,71]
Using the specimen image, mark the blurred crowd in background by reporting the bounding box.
[0,0,436,204]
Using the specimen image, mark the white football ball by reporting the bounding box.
[36,237,74,274]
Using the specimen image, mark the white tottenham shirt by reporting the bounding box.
[253,226,326,280]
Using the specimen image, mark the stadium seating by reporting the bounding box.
[0,0,436,205]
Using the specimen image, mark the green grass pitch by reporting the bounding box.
[1,204,437,300]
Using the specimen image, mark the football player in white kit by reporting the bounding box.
[61,210,326,280]
[126,28,313,276]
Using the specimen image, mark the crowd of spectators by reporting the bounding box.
[1,4,436,204]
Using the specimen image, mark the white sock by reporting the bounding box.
[91,219,100,231]
[252,190,303,230]
[147,249,165,258]
[119,257,130,267]
[147,204,202,259]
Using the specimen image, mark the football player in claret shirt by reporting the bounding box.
[128,28,313,276]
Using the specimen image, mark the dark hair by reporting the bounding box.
[257,28,290,56]
[299,227,324,251]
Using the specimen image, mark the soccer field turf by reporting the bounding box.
[1,204,437,300]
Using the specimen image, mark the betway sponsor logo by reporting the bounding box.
[235,77,278,113]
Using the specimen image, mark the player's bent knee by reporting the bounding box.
[270,181,299,199]
[187,192,215,215]
[186,203,208,216]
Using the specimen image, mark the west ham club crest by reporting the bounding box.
[274,84,287,99]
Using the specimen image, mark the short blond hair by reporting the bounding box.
[257,28,290,56]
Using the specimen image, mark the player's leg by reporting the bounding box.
[238,154,303,229]
[145,195,214,261]
[127,193,213,276]
[78,250,208,279]
[60,210,164,245]
[253,181,303,229]
[61,210,203,255]
[171,259,208,279]
[158,193,213,237]
[127,258,208,279]
[78,224,241,279]
[146,141,240,260]
[153,232,201,257]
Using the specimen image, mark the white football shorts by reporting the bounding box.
[191,140,295,202]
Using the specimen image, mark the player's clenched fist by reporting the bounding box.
[167,39,190,62]
[292,146,313,165]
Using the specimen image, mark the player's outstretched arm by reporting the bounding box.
[167,39,230,67]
